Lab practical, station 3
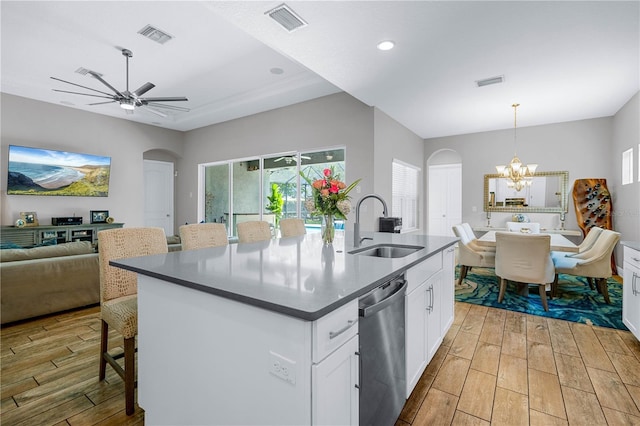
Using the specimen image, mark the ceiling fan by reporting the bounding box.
[50,48,189,117]
[274,155,311,164]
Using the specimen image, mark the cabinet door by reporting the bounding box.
[425,270,443,363]
[441,246,456,334]
[405,282,427,396]
[623,248,640,339]
[312,335,359,426]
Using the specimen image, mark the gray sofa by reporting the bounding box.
[1,235,183,324]
[1,241,99,324]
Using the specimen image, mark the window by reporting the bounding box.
[392,160,420,232]
[622,148,633,185]
[200,148,346,237]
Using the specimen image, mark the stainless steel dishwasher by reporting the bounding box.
[358,275,407,426]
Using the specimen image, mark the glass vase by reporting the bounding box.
[321,214,335,245]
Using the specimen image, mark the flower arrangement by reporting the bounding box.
[300,167,361,244]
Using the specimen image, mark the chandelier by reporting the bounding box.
[495,103,538,192]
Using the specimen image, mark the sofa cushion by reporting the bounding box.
[0,241,95,262]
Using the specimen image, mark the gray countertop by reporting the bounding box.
[622,241,640,251]
[112,231,458,321]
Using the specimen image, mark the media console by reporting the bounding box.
[1,223,124,248]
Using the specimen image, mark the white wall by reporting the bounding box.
[373,108,425,231]
[178,93,377,231]
[611,92,640,264]
[424,117,614,234]
[0,94,184,228]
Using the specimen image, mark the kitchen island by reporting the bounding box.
[112,231,457,425]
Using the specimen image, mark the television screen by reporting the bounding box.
[7,145,111,197]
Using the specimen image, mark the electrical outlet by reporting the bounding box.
[269,351,296,385]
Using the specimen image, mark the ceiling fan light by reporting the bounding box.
[120,100,135,111]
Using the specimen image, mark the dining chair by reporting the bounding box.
[452,224,496,286]
[237,220,272,243]
[552,229,620,303]
[551,226,603,264]
[506,221,541,233]
[495,231,555,311]
[97,227,168,415]
[179,223,228,250]
[279,218,306,238]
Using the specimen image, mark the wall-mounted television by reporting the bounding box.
[7,145,111,197]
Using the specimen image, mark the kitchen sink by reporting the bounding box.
[349,244,424,259]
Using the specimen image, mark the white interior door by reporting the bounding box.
[144,160,174,236]
[428,164,462,236]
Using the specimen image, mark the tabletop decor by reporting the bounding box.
[301,167,360,245]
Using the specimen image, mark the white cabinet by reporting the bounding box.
[405,251,444,397]
[623,246,640,340]
[312,335,359,425]
[404,246,456,397]
[441,246,456,332]
[311,299,359,426]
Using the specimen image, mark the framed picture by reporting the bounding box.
[20,211,39,227]
[90,210,109,224]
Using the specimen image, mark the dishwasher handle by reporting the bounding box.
[359,279,407,318]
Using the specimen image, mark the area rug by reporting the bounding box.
[455,267,626,330]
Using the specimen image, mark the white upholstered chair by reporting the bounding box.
[551,226,603,264]
[552,229,620,303]
[506,221,541,233]
[279,218,306,238]
[237,220,272,243]
[179,223,228,250]
[452,224,496,286]
[495,231,555,311]
[97,227,168,415]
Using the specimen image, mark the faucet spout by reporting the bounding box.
[353,194,389,247]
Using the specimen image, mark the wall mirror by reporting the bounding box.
[484,171,569,213]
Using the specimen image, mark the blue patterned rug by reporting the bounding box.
[455,267,626,330]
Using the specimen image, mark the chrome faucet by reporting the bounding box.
[354,194,389,247]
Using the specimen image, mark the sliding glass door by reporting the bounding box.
[200,148,346,237]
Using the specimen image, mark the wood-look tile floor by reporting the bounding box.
[2,302,640,425]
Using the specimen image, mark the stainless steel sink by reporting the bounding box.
[349,244,424,258]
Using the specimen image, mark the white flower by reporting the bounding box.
[337,199,351,216]
[305,198,316,214]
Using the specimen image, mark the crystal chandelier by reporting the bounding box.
[495,103,538,192]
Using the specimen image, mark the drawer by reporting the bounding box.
[312,299,358,363]
[406,251,442,293]
[625,246,640,270]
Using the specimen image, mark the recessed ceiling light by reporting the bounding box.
[270,67,284,75]
[377,40,395,51]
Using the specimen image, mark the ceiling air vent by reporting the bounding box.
[138,24,174,44]
[475,75,504,87]
[266,3,308,32]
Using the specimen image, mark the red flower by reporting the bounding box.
[323,168,332,177]
[330,182,340,193]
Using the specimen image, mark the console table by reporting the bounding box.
[1,223,124,247]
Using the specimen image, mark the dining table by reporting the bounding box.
[476,230,579,253]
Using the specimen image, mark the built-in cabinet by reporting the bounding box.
[623,245,640,340]
[405,248,455,397]
[1,223,124,247]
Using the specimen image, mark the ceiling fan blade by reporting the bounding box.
[52,89,115,100]
[133,82,155,97]
[50,77,115,97]
[141,106,167,118]
[140,96,188,103]
[88,101,117,106]
[145,102,190,112]
[87,71,126,98]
